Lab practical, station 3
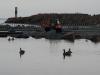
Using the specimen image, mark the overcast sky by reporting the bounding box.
[0,0,100,18]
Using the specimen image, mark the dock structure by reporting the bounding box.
[0,23,43,31]
[0,23,100,41]
[0,23,100,32]
[0,23,45,38]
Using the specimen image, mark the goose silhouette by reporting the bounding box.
[19,48,25,58]
[12,37,14,40]
[8,37,11,41]
[63,48,72,59]
[8,37,15,41]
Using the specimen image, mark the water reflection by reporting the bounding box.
[19,48,25,58]
[47,39,61,54]
[0,38,100,75]
[63,54,72,60]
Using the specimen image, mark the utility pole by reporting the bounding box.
[15,7,18,18]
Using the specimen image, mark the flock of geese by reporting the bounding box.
[7,37,25,58]
[8,37,72,59]
[18,48,72,59]
[8,37,15,41]
[63,48,72,59]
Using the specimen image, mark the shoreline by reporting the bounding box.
[2,12,100,43]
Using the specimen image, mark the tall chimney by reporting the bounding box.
[15,7,18,18]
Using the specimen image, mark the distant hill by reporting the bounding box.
[5,13,100,25]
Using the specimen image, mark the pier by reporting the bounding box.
[0,23,100,42]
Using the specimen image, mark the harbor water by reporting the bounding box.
[0,0,100,75]
[0,37,100,75]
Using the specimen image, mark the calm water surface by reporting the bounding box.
[0,37,100,75]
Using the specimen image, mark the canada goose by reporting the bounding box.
[12,37,14,40]
[19,48,25,58]
[8,37,11,41]
[8,37,15,41]
[63,48,72,56]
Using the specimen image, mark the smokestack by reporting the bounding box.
[15,7,18,18]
